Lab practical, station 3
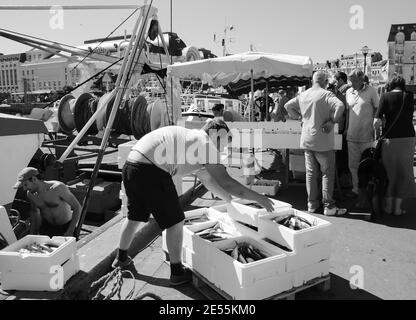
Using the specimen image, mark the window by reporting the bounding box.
[411,31,416,41]
[31,70,34,75]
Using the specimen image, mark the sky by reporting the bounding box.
[0,0,415,63]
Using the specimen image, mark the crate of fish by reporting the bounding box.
[258,209,332,252]
[251,179,280,196]
[0,235,79,291]
[209,236,291,299]
[162,207,233,256]
[290,259,330,288]
[227,198,292,228]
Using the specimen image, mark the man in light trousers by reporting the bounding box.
[285,71,347,216]
[345,70,380,207]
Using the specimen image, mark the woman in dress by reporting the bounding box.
[373,76,416,216]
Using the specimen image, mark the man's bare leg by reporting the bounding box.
[112,219,141,268]
[118,219,142,250]
[166,220,184,264]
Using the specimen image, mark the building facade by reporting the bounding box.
[0,53,26,93]
[387,23,416,87]
[19,49,71,93]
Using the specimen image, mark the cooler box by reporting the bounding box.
[227,198,292,228]
[0,235,79,291]
[257,209,332,252]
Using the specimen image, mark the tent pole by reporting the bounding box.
[250,69,254,122]
[265,80,269,122]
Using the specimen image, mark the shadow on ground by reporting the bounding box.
[276,183,416,231]
[297,273,381,300]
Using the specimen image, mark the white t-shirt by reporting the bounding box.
[131,126,220,177]
[346,85,379,143]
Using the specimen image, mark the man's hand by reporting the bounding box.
[255,194,274,212]
[322,120,335,134]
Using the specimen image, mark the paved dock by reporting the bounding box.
[2,181,416,300]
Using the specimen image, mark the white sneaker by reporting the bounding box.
[324,206,347,216]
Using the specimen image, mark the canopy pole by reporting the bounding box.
[250,69,254,122]
[265,80,269,122]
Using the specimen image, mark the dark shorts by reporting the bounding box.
[122,161,185,230]
[40,220,71,237]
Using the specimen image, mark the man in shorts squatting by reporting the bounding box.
[112,119,274,286]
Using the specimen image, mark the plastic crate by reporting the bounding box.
[211,236,287,287]
[290,259,330,288]
[257,209,332,252]
[209,236,290,299]
[1,254,79,291]
[251,179,280,196]
[0,235,76,274]
[0,235,79,291]
[226,198,292,228]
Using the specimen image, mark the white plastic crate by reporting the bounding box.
[0,235,77,274]
[183,219,241,255]
[251,180,280,196]
[290,259,330,288]
[211,236,287,288]
[209,236,290,299]
[182,246,215,284]
[217,271,293,300]
[213,204,331,273]
[1,254,80,291]
[227,198,292,228]
[258,209,332,252]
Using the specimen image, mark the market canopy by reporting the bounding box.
[167,51,313,95]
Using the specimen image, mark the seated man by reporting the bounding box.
[14,167,81,237]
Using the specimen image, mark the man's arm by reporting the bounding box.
[371,87,380,114]
[56,184,81,236]
[322,93,345,133]
[203,164,274,212]
[327,93,345,123]
[284,97,301,120]
[196,168,232,202]
[27,192,41,235]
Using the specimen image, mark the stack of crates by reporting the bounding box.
[162,198,332,299]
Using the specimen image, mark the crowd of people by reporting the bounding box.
[280,69,415,216]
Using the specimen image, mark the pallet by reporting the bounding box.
[191,268,331,300]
